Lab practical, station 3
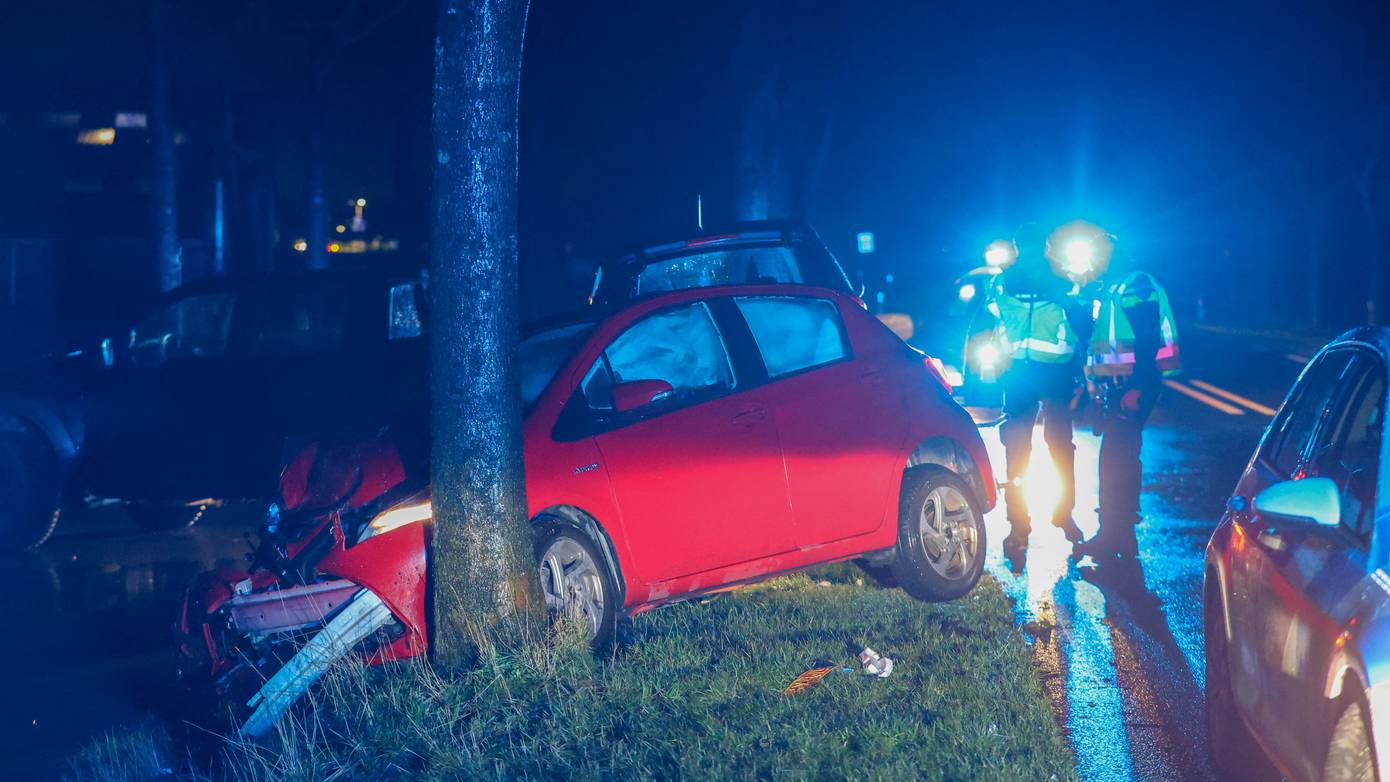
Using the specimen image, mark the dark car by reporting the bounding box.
[589,220,855,308]
[0,269,429,548]
[1204,326,1388,782]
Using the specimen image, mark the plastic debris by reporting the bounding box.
[858,647,894,678]
[784,660,837,695]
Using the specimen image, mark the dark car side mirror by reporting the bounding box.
[1253,478,1341,527]
[612,379,674,413]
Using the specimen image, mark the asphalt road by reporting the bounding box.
[0,325,1326,781]
[982,324,1317,781]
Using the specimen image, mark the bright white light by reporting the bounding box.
[1064,240,1093,275]
[976,342,1000,368]
[356,198,367,208]
[985,245,1011,267]
[959,283,977,302]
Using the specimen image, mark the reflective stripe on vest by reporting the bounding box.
[1087,271,1181,378]
[993,293,1076,365]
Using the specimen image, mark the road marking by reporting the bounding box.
[1187,379,1277,416]
[1285,353,1311,365]
[1163,380,1245,416]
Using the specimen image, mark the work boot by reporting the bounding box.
[1053,515,1085,544]
[1003,523,1030,554]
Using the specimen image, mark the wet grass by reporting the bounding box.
[68,568,1075,781]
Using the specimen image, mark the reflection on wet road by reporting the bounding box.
[0,505,255,780]
[983,326,1305,781]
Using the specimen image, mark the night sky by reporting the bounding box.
[2,0,1388,334]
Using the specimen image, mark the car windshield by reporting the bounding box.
[595,237,850,305]
[520,322,594,408]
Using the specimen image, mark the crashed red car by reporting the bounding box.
[179,283,995,734]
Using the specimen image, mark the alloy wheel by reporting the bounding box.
[538,536,606,641]
[917,485,980,580]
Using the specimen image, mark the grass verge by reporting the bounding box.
[69,567,1075,781]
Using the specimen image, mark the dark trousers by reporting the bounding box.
[1000,363,1076,530]
[1094,385,1157,557]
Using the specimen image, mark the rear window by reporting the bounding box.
[735,295,849,378]
[595,237,850,305]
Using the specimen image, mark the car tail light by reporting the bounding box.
[924,356,952,393]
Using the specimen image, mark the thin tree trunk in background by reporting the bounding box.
[429,0,540,664]
[305,75,329,270]
[149,0,181,292]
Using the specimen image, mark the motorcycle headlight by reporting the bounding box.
[359,497,432,542]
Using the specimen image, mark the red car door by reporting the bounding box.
[730,294,906,547]
[585,301,795,584]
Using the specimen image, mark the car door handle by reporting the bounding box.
[731,408,766,427]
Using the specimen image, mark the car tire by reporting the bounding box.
[535,525,618,650]
[1324,700,1377,782]
[0,432,62,550]
[889,466,985,602]
[1204,585,1273,780]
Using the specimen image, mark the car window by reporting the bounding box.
[583,302,733,412]
[632,246,807,297]
[252,286,352,356]
[128,293,236,367]
[1308,353,1384,541]
[519,323,594,408]
[1264,350,1356,477]
[734,295,849,378]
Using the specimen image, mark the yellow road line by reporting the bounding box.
[1163,380,1245,416]
[1187,379,1277,416]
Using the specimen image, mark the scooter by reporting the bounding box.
[176,431,432,737]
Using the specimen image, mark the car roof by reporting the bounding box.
[604,219,830,270]
[1330,326,1390,358]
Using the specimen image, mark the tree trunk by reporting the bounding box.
[149,0,181,292]
[429,0,540,664]
[304,75,329,271]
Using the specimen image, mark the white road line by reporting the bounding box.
[1188,379,1277,416]
[1163,380,1245,416]
[1285,353,1311,365]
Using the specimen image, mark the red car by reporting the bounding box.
[181,284,995,735]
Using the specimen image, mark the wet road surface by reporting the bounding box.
[0,504,255,780]
[0,326,1326,780]
[983,324,1317,781]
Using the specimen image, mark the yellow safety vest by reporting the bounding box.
[988,292,1077,365]
[1087,271,1181,378]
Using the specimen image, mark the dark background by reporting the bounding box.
[2,0,1388,359]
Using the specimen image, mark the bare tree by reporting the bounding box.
[429,0,541,663]
[149,0,181,292]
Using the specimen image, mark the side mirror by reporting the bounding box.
[1253,478,1341,527]
[612,379,674,413]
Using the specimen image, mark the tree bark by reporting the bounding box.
[149,0,181,292]
[429,0,540,664]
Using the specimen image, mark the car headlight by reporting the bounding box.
[358,497,432,542]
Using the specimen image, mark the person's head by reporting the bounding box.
[1011,223,1050,274]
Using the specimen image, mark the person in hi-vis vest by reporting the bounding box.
[1073,258,1181,567]
[991,224,1090,555]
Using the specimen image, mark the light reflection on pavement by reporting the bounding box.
[982,423,1214,781]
